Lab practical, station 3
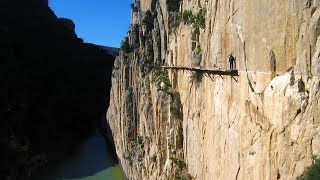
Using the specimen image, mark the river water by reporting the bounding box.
[33,135,123,180]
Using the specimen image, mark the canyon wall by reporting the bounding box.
[107,0,320,179]
[0,1,115,179]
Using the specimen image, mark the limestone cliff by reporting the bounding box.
[107,0,320,179]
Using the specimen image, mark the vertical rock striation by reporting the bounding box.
[108,0,320,179]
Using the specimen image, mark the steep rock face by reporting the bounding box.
[108,0,320,179]
[59,18,76,33]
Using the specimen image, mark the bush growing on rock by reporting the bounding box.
[121,36,132,53]
[172,13,182,31]
[127,51,134,60]
[150,66,183,119]
[182,10,193,25]
[142,10,154,31]
[298,156,320,180]
[130,24,140,49]
[181,9,206,36]
[169,156,185,169]
[123,136,145,166]
[166,0,181,12]
[131,3,139,12]
[151,65,172,93]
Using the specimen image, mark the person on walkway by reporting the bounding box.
[228,54,235,70]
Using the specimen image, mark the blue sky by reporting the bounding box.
[49,0,132,47]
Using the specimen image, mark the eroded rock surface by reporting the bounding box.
[107,0,320,179]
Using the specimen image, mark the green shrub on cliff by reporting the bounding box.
[151,66,183,119]
[169,156,186,169]
[298,156,320,180]
[151,65,172,93]
[181,9,206,35]
[142,10,154,31]
[182,10,193,24]
[172,13,182,31]
[166,0,181,12]
[121,36,132,53]
[123,136,145,167]
[127,51,134,60]
[194,9,205,29]
[131,3,139,12]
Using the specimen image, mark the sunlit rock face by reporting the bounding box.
[107,0,320,179]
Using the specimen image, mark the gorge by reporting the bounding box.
[1,0,320,180]
[0,0,118,179]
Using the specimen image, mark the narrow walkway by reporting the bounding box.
[161,66,239,76]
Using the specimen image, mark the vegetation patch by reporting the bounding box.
[140,57,153,78]
[150,66,183,119]
[120,36,132,53]
[166,0,181,12]
[180,9,206,35]
[168,143,174,151]
[172,14,182,32]
[298,156,320,180]
[124,136,145,167]
[127,51,134,60]
[169,156,186,170]
[142,10,155,31]
[131,3,139,12]
[151,65,172,93]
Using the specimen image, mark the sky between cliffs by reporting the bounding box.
[49,0,132,47]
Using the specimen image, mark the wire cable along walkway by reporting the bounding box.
[161,66,239,76]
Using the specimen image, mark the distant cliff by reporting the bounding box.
[0,1,114,179]
[95,45,120,57]
[107,0,320,179]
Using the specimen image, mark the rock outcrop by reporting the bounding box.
[59,18,76,33]
[107,0,320,179]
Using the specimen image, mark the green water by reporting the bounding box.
[33,136,123,180]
